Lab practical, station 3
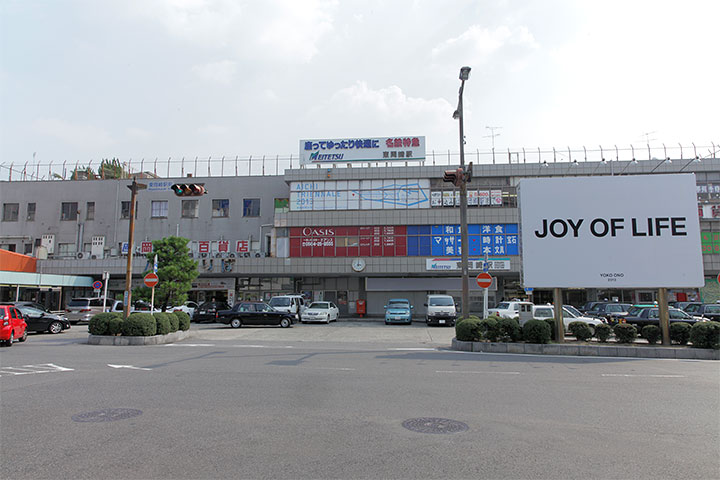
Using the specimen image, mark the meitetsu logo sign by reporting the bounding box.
[300,136,425,165]
[519,174,703,288]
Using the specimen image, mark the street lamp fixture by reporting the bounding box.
[454,66,471,321]
[459,66,471,81]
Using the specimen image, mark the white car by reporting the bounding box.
[170,301,199,318]
[487,301,534,320]
[531,304,605,333]
[301,301,339,324]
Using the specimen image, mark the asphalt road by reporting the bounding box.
[1,323,718,479]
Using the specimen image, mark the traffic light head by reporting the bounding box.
[442,168,464,187]
[171,183,207,196]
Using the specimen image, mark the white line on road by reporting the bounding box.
[601,374,685,378]
[0,363,74,377]
[164,343,216,347]
[390,348,438,351]
[107,364,152,371]
[436,370,521,375]
[272,365,356,371]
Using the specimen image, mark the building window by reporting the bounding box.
[57,243,76,256]
[2,203,19,222]
[26,203,36,221]
[274,198,289,213]
[61,202,78,221]
[243,198,260,217]
[120,201,138,219]
[182,200,198,218]
[0,243,17,252]
[86,202,95,220]
[212,199,229,218]
[151,200,168,218]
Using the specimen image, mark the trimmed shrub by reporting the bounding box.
[543,318,557,341]
[522,319,552,344]
[121,313,157,336]
[455,316,483,341]
[689,321,720,350]
[88,313,114,336]
[167,311,179,332]
[595,323,612,343]
[614,323,637,343]
[153,312,172,335]
[495,317,521,342]
[174,311,190,331]
[641,325,661,345]
[107,313,124,336]
[670,322,692,345]
[568,321,593,341]
[478,317,499,341]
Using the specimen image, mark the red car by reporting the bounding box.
[0,304,28,347]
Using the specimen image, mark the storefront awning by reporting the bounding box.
[0,271,94,288]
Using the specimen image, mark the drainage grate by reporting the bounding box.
[402,417,469,434]
[71,408,143,423]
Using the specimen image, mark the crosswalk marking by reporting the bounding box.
[0,363,74,377]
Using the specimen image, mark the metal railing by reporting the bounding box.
[1,142,717,181]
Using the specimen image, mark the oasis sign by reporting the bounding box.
[519,174,703,288]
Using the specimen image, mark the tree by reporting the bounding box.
[132,237,198,311]
[99,158,129,179]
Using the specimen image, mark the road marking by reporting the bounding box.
[231,344,294,349]
[390,348,438,351]
[107,364,152,371]
[436,370,521,375]
[0,363,74,377]
[164,343,216,347]
[272,365,356,371]
[601,374,685,378]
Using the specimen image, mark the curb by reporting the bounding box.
[88,329,192,346]
[451,338,720,360]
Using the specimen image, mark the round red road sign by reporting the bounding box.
[476,272,493,289]
[144,272,159,288]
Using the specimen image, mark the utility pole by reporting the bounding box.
[123,177,146,320]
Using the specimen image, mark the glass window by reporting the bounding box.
[120,201,137,219]
[61,202,78,221]
[151,200,168,218]
[182,200,198,218]
[243,198,260,217]
[26,203,36,221]
[2,203,19,222]
[58,243,76,256]
[86,202,95,220]
[212,199,229,218]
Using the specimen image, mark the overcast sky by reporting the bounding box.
[1,0,718,170]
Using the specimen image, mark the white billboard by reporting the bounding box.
[299,136,425,165]
[519,174,703,288]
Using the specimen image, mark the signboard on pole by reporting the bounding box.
[144,273,159,288]
[476,272,493,289]
[519,174,703,288]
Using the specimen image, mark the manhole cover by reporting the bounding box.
[71,408,143,423]
[402,417,469,434]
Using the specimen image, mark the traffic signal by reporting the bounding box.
[171,183,207,196]
[443,167,464,187]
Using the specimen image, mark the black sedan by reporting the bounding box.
[193,301,231,323]
[16,305,71,334]
[217,302,294,328]
[682,303,720,321]
[620,307,702,330]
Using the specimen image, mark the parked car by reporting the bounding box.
[487,301,534,320]
[217,301,294,328]
[0,304,28,346]
[15,305,71,334]
[585,302,632,324]
[681,303,720,321]
[579,301,604,314]
[193,301,231,323]
[65,297,118,324]
[531,304,605,333]
[268,295,307,321]
[673,301,701,312]
[384,298,413,325]
[620,307,703,330]
[171,301,199,318]
[302,301,340,324]
[424,294,458,327]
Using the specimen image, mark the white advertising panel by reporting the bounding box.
[299,136,425,165]
[519,174,703,288]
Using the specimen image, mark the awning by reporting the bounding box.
[0,271,94,288]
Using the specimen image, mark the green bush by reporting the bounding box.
[166,311,179,332]
[88,313,114,335]
[568,321,593,342]
[121,313,157,336]
[670,322,692,345]
[614,323,637,343]
[543,318,557,341]
[153,312,172,335]
[478,317,499,341]
[174,311,190,331]
[689,321,720,349]
[595,324,612,343]
[522,320,552,344]
[495,317,521,342]
[641,325,662,345]
[455,316,483,341]
[107,313,124,336]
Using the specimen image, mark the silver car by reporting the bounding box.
[65,297,122,324]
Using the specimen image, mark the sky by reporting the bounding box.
[1,0,718,174]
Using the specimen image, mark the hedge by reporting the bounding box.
[167,311,180,332]
[478,317,499,341]
[174,311,191,331]
[614,323,637,343]
[88,313,116,336]
[689,321,720,349]
[542,318,557,341]
[641,325,661,345]
[670,322,692,345]
[522,319,551,344]
[107,313,124,335]
[455,316,483,341]
[595,324,612,343]
[495,317,521,342]
[568,321,593,342]
[154,312,172,335]
[121,313,157,336]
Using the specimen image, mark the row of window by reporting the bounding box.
[1,199,262,221]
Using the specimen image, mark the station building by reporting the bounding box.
[1,154,719,316]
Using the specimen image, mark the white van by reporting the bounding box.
[268,295,307,321]
[424,295,457,327]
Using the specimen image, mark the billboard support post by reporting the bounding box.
[553,288,564,343]
[658,287,670,346]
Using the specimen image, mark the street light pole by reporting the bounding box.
[123,177,146,320]
[455,66,471,321]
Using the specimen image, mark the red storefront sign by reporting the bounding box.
[290,225,407,257]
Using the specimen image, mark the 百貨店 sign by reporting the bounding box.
[519,174,703,288]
